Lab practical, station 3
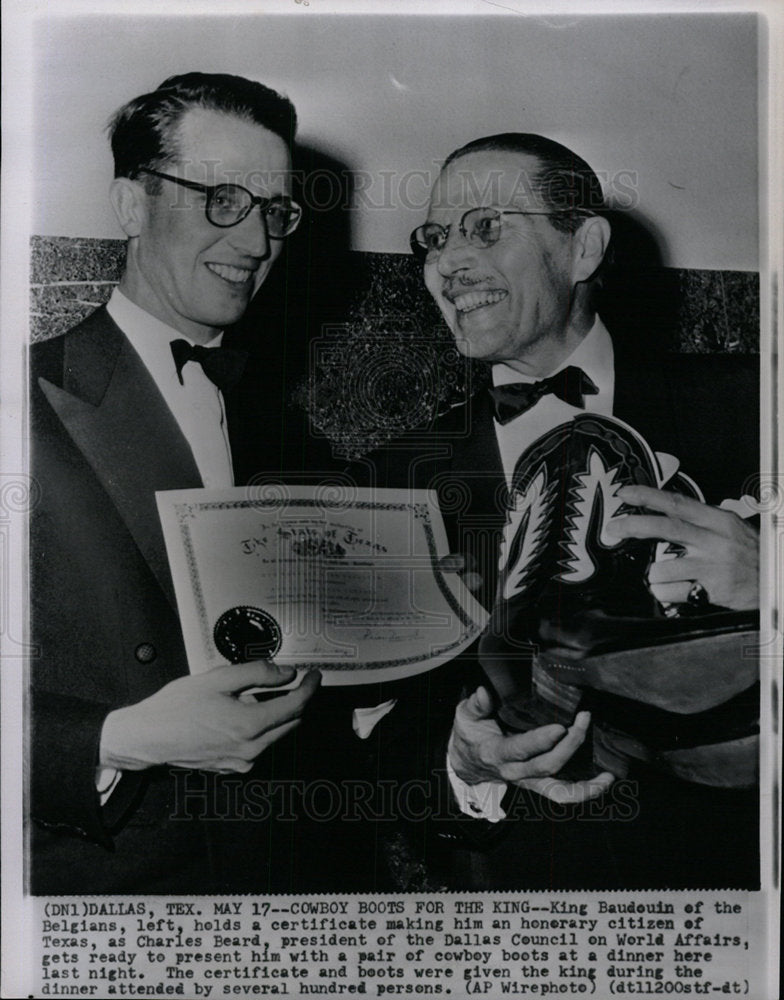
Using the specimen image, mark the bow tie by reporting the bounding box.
[170,339,248,392]
[488,366,599,425]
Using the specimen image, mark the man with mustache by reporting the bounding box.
[397,133,760,888]
[30,72,325,893]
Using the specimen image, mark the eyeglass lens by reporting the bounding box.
[416,208,504,255]
[208,185,299,236]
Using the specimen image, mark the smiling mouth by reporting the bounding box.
[206,262,257,286]
[450,289,508,314]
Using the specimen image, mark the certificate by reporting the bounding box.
[156,486,488,685]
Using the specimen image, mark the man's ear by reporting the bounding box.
[109,177,147,238]
[571,216,611,285]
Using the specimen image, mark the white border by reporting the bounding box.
[2,2,781,997]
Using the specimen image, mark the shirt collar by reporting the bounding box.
[106,287,224,349]
[492,317,613,398]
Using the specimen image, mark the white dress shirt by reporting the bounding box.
[107,288,235,488]
[450,318,615,820]
[492,318,615,487]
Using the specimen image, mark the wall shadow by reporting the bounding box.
[598,208,679,360]
[231,143,365,370]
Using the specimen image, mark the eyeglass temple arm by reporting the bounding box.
[137,167,207,194]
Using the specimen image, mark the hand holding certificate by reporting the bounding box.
[156,486,488,685]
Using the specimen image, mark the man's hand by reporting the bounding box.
[607,484,759,611]
[449,687,614,805]
[100,662,321,772]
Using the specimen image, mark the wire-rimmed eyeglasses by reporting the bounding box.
[138,167,302,237]
[409,206,592,260]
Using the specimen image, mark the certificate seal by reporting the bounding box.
[213,606,282,663]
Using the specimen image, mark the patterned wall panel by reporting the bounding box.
[31,236,760,457]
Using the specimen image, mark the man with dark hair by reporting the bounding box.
[30,72,321,893]
[109,72,297,184]
[391,132,760,888]
[440,132,606,227]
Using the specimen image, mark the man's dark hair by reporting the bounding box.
[108,72,297,189]
[443,132,605,234]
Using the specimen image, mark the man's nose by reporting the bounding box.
[435,226,478,275]
[228,205,272,258]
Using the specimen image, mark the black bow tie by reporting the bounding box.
[488,366,599,425]
[170,339,248,392]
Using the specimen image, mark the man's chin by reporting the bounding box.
[450,326,504,361]
[191,305,249,335]
[209,289,256,324]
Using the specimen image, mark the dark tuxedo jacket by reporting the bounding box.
[29,306,376,894]
[362,339,761,890]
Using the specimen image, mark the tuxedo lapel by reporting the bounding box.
[441,391,508,610]
[37,309,202,609]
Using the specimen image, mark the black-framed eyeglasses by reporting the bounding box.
[409,206,592,260]
[138,167,302,237]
